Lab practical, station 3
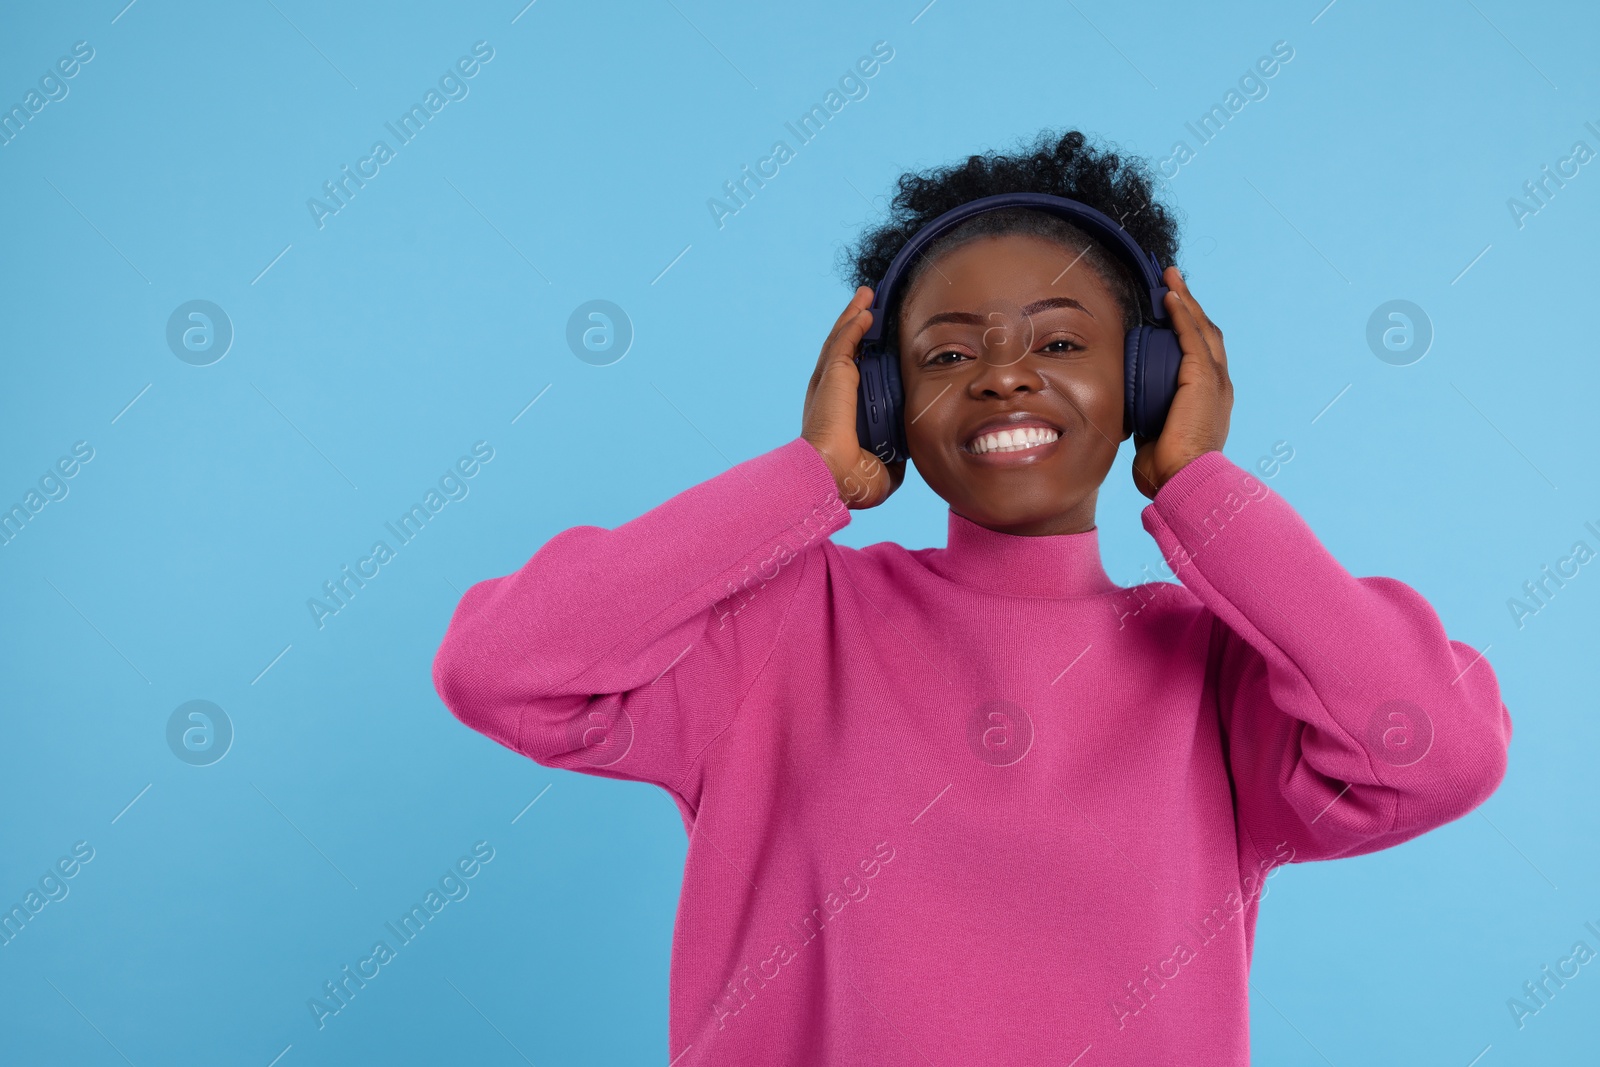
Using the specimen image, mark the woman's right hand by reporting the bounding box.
[801,286,906,510]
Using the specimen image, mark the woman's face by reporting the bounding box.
[896,233,1132,536]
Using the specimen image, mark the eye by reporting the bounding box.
[1040,338,1083,354]
[925,349,970,366]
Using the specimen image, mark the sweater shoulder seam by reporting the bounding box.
[671,541,821,802]
[1209,612,1276,873]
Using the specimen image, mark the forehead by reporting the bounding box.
[896,233,1120,319]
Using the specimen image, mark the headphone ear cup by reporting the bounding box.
[855,343,908,464]
[1123,327,1141,439]
[1124,325,1184,440]
[883,348,908,463]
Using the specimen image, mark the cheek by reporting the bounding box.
[1050,361,1125,430]
[900,377,955,448]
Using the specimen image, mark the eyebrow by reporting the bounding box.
[912,296,1093,337]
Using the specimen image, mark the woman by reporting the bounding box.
[432,129,1511,1065]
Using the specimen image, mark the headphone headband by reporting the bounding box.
[860,192,1171,342]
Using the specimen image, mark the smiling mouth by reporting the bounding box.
[965,426,1062,455]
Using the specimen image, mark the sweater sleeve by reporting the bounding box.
[1139,450,1512,868]
[431,436,849,808]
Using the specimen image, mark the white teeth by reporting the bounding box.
[969,426,1060,454]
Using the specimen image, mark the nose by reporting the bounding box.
[968,311,1045,397]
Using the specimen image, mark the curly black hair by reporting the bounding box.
[839,129,1183,343]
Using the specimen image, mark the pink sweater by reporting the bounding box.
[431,436,1511,1065]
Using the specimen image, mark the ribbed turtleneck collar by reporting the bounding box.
[920,508,1118,600]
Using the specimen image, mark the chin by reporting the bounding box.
[956,485,1080,526]
[916,441,1108,529]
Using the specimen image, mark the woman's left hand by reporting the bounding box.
[1132,265,1233,500]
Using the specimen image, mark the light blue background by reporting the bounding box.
[2,0,1596,1063]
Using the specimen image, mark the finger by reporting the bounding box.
[1161,293,1231,434]
[1164,268,1225,367]
[810,303,872,391]
[813,307,873,406]
[1165,267,1211,324]
[821,286,875,356]
[1164,289,1216,368]
[805,328,865,441]
[832,304,874,362]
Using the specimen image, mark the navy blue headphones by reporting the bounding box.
[855,192,1183,464]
